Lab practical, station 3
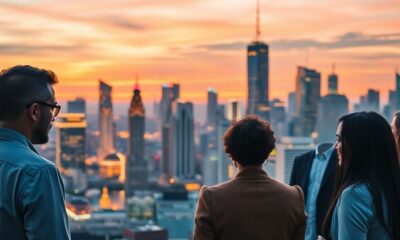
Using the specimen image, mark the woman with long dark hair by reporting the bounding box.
[322,112,400,239]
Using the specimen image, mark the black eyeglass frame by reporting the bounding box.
[26,101,61,117]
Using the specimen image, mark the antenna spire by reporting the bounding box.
[255,0,261,42]
[332,63,336,74]
[134,73,140,91]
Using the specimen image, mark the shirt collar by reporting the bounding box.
[0,127,38,154]
[315,145,334,160]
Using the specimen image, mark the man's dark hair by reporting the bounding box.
[0,65,58,121]
[223,115,276,166]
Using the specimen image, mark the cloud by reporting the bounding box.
[0,43,88,55]
[352,53,400,60]
[110,18,146,31]
[196,32,400,51]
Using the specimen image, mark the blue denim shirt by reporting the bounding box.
[305,146,333,240]
[0,128,70,240]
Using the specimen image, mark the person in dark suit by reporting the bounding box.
[290,143,337,240]
[194,115,307,240]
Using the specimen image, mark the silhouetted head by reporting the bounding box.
[0,65,60,144]
[323,111,400,239]
[223,115,275,167]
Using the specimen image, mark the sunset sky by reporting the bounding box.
[1,0,399,112]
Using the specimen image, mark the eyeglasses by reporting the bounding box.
[26,101,61,117]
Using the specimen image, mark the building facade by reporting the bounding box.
[55,113,87,172]
[170,102,195,178]
[126,81,148,196]
[98,80,114,159]
[295,66,321,137]
[275,137,314,184]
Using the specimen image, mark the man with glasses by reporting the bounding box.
[0,65,70,239]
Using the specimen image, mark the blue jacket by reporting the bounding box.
[330,184,390,240]
[0,128,70,240]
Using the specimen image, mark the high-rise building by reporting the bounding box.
[171,83,180,100]
[295,66,321,136]
[328,64,338,94]
[317,94,348,143]
[98,80,114,159]
[67,97,86,114]
[226,99,243,122]
[160,84,180,178]
[384,90,396,120]
[275,137,314,184]
[216,119,233,183]
[206,88,218,128]
[367,89,380,112]
[270,99,286,138]
[287,92,296,118]
[126,80,148,196]
[396,72,400,111]
[170,101,195,178]
[55,113,87,172]
[247,1,270,120]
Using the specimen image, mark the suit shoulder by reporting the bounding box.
[269,178,304,198]
[295,150,314,160]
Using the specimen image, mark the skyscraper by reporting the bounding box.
[367,89,380,112]
[160,84,180,178]
[287,92,297,118]
[126,79,147,196]
[247,0,270,120]
[384,90,396,120]
[67,97,86,114]
[328,64,338,94]
[226,99,243,122]
[170,101,195,178]
[295,66,321,136]
[275,137,314,184]
[206,88,218,128]
[98,80,114,159]
[55,113,87,172]
[270,99,286,138]
[317,94,348,143]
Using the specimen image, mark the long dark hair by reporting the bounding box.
[322,112,400,239]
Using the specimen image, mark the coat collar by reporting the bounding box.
[234,166,269,180]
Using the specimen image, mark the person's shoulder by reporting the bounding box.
[342,184,372,202]
[340,184,373,211]
[203,179,235,192]
[0,144,56,178]
[266,177,304,200]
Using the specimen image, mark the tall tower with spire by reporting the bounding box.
[125,75,148,198]
[247,0,270,120]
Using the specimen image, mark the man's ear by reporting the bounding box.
[27,103,40,122]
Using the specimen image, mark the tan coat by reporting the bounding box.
[194,167,307,240]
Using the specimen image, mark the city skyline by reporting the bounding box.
[0,0,399,105]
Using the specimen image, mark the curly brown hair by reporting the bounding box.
[223,115,276,166]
